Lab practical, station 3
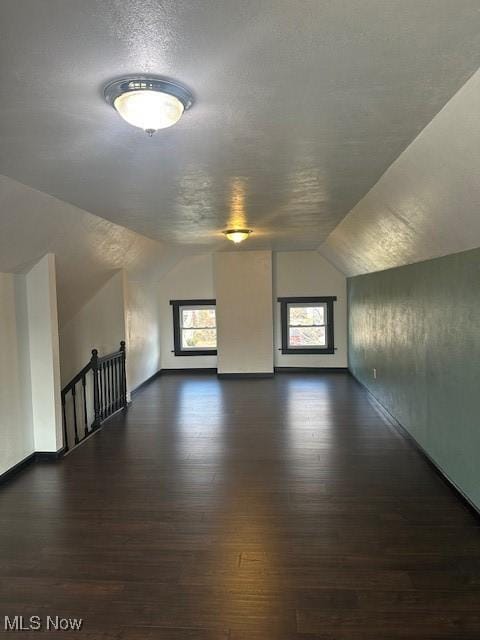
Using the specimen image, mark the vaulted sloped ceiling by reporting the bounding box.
[319,68,480,276]
[1,1,480,251]
[0,175,190,325]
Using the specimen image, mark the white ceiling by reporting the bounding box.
[320,68,480,276]
[1,1,480,251]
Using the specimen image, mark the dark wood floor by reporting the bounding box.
[1,372,480,639]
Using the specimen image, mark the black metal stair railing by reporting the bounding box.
[61,341,127,452]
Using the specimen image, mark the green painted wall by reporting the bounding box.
[348,247,480,509]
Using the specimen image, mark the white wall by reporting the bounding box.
[0,174,188,327]
[273,251,347,368]
[59,268,165,395]
[126,279,162,390]
[215,251,274,375]
[155,250,347,373]
[0,273,34,474]
[26,254,63,453]
[159,254,217,370]
[59,271,126,386]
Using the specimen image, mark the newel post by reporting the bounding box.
[120,341,127,409]
[91,348,101,429]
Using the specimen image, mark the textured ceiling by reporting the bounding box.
[0,175,189,325]
[320,68,480,276]
[1,1,480,250]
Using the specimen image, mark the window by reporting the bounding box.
[170,299,217,356]
[278,296,336,354]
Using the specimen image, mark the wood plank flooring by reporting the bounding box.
[1,372,480,638]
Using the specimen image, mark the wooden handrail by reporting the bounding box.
[61,341,127,452]
[61,361,93,396]
[97,348,123,364]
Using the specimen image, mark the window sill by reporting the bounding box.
[281,347,335,355]
[173,349,217,357]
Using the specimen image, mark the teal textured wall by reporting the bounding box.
[348,247,480,509]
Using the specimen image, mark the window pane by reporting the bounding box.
[289,305,324,326]
[181,328,217,349]
[182,308,216,328]
[289,326,326,347]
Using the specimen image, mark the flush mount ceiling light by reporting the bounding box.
[223,229,252,244]
[104,76,193,136]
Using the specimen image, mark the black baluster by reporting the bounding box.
[108,360,113,416]
[113,358,116,412]
[102,361,107,420]
[61,393,69,452]
[72,385,79,445]
[115,355,119,411]
[120,341,127,409]
[112,358,117,413]
[82,374,88,437]
[111,358,115,413]
[91,349,100,430]
[107,360,112,417]
[99,360,104,421]
[118,354,123,409]
[112,356,116,413]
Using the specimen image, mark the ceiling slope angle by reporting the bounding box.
[319,67,480,277]
[0,174,194,325]
[1,1,480,250]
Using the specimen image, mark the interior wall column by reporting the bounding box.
[214,250,274,377]
[26,253,63,453]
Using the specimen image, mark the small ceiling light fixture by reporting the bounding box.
[223,229,252,244]
[104,76,193,136]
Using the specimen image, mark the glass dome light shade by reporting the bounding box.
[104,77,193,135]
[223,229,252,243]
[113,90,184,132]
